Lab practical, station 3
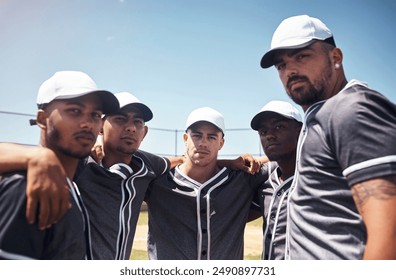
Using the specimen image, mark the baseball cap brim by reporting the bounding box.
[260,39,315,69]
[50,90,119,115]
[93,90,120,115]
[250,111,295,130]
[31,90,119,125]
[119,103,153,122]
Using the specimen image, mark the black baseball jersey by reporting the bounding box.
[286,80,396,259]
[254,162,291,260]
[145,164,270,260]
[75,150,169,259]
[0,172,91,259]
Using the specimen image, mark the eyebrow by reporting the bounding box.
[273,45,315,65]
[64,100,102,111]
[111,111,144,119]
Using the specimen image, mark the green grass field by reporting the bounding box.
[130,211,263,260]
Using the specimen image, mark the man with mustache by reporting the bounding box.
[0,70,119,259]
[249,100,302,260]
[260,15,396,259]
[145,107,270,260]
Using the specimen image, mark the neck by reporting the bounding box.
[276,154,296,182]
[102,153,133,169]
[52,151,79,180]
[302,75,348,112]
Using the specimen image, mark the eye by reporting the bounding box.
[275,124,285,130]
[296,53,309,61]
[276,63,285,71]
[91,112,102,120]
[67,108,81,115]
[114,116,127,122]
[134,118,145,126]
[258,130,267,136]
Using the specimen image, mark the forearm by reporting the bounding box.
[0,143,37,173]
[363,235,396,259]
[352,175,396,259]
[167,155,184,169]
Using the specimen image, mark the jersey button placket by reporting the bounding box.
[200,192,209,259]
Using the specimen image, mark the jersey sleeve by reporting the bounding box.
[0,173,45,259]
[328,86,396,186]
[135,150,171,176]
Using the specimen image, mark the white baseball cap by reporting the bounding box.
[36,71,119,114]
[250,100,302,130]
[260,15,335,68]
[113,92,153,122]
[185,107,225,133]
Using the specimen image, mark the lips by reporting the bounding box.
[74,131,96,143]
[287,77,307,91]
[195,150,210,155]
[265,142,279,150]
[121,136,137,143]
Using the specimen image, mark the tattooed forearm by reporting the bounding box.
[351,175,396,212]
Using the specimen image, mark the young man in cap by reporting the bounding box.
[0,70,119,259]
[250,100,302,260]
[260,15,396,259]
[145,107,270,260]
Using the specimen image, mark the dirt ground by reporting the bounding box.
[131,211,263,260]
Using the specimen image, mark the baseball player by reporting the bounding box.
[250,100,302,260]
[260,15,396,259]
[0,70,119,259]
[145,107,270,260]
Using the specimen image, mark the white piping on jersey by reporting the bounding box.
[170,166,228,260]
[262,166,292,260]
[108,163,133,180]
[67,177,93,260]
[108,158,147,260]
[159,156,170,175]
[285,101,324,260]
[0,249,35,260]
[342,155,396,177]
[204,175,228,260]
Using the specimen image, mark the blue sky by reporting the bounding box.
[1,0,395,157]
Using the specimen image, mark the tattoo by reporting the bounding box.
[352,176,396,213]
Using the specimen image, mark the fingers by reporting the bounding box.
[25,147,70,230]
[242,154,261,175]
[56,184,72,223]
[91,145,105,164]
[38,197,51,230]
[26,193,38,225]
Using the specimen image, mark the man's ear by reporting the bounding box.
[218,137,225,150]
[183,132,189,146]
[141,125,149,141]
[36,110,47,129]
[332,47,343,68]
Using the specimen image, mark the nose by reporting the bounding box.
[198,137,208,148]
[265,133,276,141]
[125,120,136,133]
[80,115,96,129]
[285,63,298,79]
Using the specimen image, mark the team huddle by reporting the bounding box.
[0,15,395,260]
